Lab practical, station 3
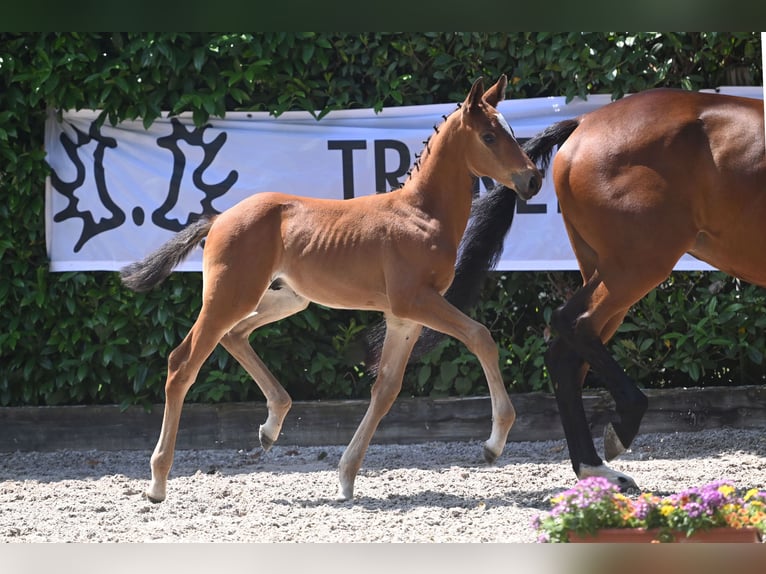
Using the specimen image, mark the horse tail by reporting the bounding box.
[523,117,580,173]
[120,216,216,292]
[437,117,581,316]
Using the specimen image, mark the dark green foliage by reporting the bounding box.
[1,32,763,406]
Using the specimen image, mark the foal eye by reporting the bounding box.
[482,132,496,144]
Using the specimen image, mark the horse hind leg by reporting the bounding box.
[596,311,648,462]
[570,284,650,448]
[548,274,650,489]
[146,309,234,503]
[545,336,637,491]
[337,317,422,501]
[219,281,309,451]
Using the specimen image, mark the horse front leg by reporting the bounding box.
[395,290,516,465]
[337,318,421,501]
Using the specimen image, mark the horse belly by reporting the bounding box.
[277,259,390,311]
[690,231,766,288]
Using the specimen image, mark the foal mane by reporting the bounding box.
[402,103,462,186]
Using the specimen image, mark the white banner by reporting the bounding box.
[45,86,764,272]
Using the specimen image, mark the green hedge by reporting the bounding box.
[1,32,763,407]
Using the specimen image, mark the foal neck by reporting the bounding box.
[401,110,475,227]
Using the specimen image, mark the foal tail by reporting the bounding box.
[365,118,582,372]
[119,216,215,292]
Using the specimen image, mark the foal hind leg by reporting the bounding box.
[147,310,234,503]
[337,318,422,501]
[394,290,515,464]
[219,283,309,451]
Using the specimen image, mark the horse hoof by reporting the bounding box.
[144,490,165,504]
[482,444,499,465]
[618,477,640,494]
[335,486,354,502]
[579,463,639,493]
[259,426,275,452]
[603,422,628,461]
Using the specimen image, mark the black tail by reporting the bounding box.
[522,117,579,171]
[119,216,216,292]
[365,118,581,374]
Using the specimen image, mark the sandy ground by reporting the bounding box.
[1,428,765,543]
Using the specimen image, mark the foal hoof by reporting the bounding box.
[335,484,354,502]
[144,490,165,504]
[482,444,500,465]
[603,422,628,462]
[258,425,276,452]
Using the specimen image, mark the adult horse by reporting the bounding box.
[427,88,765,489]
[120,75,542,503]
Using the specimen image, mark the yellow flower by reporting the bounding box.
[660,504,674,516]
[718,484,735,497]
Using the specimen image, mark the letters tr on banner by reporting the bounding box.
[45,87,763,273]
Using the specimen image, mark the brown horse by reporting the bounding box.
[427,88,765,489]
[120,76,542,502]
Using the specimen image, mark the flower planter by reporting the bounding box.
[568,527,762,543]
[533,478,766,543]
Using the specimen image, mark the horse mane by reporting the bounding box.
[403,104,462,184]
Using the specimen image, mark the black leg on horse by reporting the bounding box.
[565,331,648,460]
[546,337,639,491]
[551,283,648,461]
[545,337,603,470]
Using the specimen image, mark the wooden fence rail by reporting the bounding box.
[1,386,764,452]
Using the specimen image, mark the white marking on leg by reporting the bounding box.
[579,463,638,490]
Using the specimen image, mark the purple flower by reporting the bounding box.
[633,497,653,520]
[684,502,704,518]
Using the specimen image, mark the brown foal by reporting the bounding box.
[120,75,542,502]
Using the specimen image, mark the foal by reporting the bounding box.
[121,75,542,502]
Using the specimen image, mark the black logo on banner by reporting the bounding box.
[154,118,238,232]
[51,122,124,253]
[50,118,239,252]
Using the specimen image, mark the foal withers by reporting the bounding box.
[120,75,541,502]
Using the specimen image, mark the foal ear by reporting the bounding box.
[464,76,485,112]
[482,74,508,107]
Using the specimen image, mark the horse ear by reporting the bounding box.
[482,74,508,107]
[465,76,485,112]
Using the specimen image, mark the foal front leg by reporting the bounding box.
[337,318,421,501]
[398,291,515,464]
